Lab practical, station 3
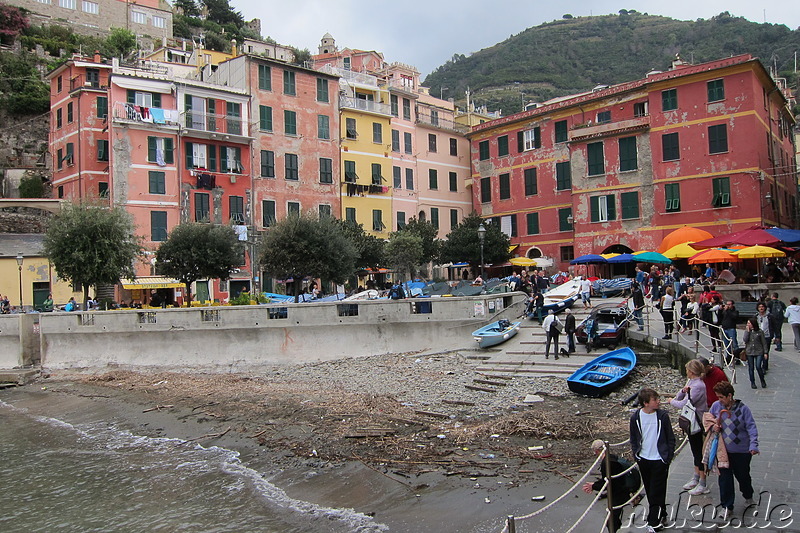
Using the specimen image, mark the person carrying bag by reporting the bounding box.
[668,360,709,495]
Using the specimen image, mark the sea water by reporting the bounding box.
[0,400,387,533]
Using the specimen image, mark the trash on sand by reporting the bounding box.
[484,497,491,504]
[437,434,446,439]
[527,445,544,451]
[531,495,546,501]
[490,434,500,438]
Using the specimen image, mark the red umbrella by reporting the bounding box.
[691,226,780,249]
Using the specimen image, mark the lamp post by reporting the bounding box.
[477,223,486,280]
[16,252,23,312]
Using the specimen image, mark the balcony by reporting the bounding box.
[112,102,180,126]
[319,64,379,88]
[181,110,251,139]
[568,115,650,142]
[339,95,392,116]
[69,74,107,92]
[416,113,469,134]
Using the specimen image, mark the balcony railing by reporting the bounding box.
[339,95,392,116]
[568,115,651,142]
[112,102,180,126]
[181,110,248,137]
[69,74,107,91]
[416,113,469,134]
[319,64,379,87]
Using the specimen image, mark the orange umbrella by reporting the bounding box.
[657,226,714,253]
[687,248,742,265]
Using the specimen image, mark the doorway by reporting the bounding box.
[32,282,50,311]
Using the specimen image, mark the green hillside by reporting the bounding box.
[423,11,800,115]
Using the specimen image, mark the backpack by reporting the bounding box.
[616,456,641,493]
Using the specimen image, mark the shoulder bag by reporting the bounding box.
[678,389,702,435]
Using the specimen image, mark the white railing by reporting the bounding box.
[339,95,392,116]
[112,102,180,126]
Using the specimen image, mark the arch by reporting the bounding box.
[601,243,633,254]
[526,247,543,259]
[0,199,63,214]
[418,211,426,222]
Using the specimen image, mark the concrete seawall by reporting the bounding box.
[36,293,527,370]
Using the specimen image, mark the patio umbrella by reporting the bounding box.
[765,227,800,244]
[687,248,742,265]
[510,257,537,267]
[657,226,714,253]
[691,226,780,249]
[632,251,672,264]
[732,245,786,259]
[662,242,701,260]
[570,254,608,265]
[606,253,637,263]
[600,253,620,259]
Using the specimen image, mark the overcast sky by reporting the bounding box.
[232,1,800,80]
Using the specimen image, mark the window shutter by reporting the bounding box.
[148,137,156,162]
[234,147,241,171]
[517,131,524,153]
[127,90,135,104]
[209,145,217,171]
[590,196,599,222]
[152,93,161,108]
[534,127,541,148]
[606,195,616,220]
[185,141,193,168]
[164,138,174,164]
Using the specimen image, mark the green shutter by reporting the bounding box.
[209,145,217,172]
[127,90,135,104]
[148,136,156,162]
[621,191,639,219]
[163,138,173,164]
[517,131,524,153]
[185,141,193,168]
[590,196,599,222]
[606,195,616,221]
[184,94,192,127]
[534,127,541,148]
[152,93,161,108]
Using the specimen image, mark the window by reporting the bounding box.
[344,160,357,183]
[346,118,357,139]
[428,168,438,190]
[499,173,511,199]
[402,98,411,120]
[56,148,63,170]
[555,161,571,190]
[391,129,400,151]
[393,166,402,188]
[317,115,330,139]
[131,10,146,24]
[524,168,537,196]
[260,150,275,178]
[447,210,457,229]
[57,76,62,92]
[262,200,276,227]
[343,57,351,70]
[590,194,616,222]
[225,102,241,135]
[428,133,437,152]
[397,211,406,229]
[665,183,680,212]
[259,105,273,131]
[88,69,101,88]
[185,142,211,170]
[195,192,210,222]
[405,168,414,190]
[390,95,398,117]
[449,171,458,192]
[152,15,165,28]
[587,142,604,176]
[708,124,728,154]
[712,177,731,208]
[478,140,490,160]
[56,108,62,129]
[633,102,648,117]
[96,96,107,118]
[662,132,679,161]
[620,191,639,219]
[619,136,638,171]
[285,153,298,180]
[220,146,242,173]
[147,136,174,164]
[561,246,575,262]
[284,110,297,135]
[58,185,63,198]
[372,163,384,186]
[149,171,166,194]
[316,78,329,102]
[662,89,677,111]
[430,109,439,126]
[129,89,157,108]
[65,143,74,165]
[450,138,458,156]
[707,79,725,102]
[151,211,167,241]
[597,110,611,124]
[59,0,75,8]
[426,207,438,230]
[283,70,296,95]
[98,182,108,197]
[287,202,300,216]
[372,209,384,232]
[526,212,540,235]
[522,127,541,151]
[497,135,509,156]
[373,122,383,144]
[97,139,109,162]
[258,65,271,91]
[229,196,244,224]
[555,120,568,143]
[346,207,356,222]
[67,102,73,123]
[319,158,333,183]
[559,208,573,231]
[480,177,491,203]
[403,132,412,154]
[319,204,331,217]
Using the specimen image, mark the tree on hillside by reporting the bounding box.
[439,213,511,275]
[333,219,385,270]
[156,223,244,304]
[102,28,136,59]
[43,202,143,304]
[384,232,423,283]
[174,0,201,17]
[0,51,49,114]
[259,213,357,300]
[201,0,244,26]
[0,4,28,44]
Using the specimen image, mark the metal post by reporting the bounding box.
[478,223,486,280]
[506,515,516,533]
[16,252,24,311]
[604,440,616,533]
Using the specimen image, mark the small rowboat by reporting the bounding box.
[567,347,637,397]
[542,280,580,313]
[472,319,522,349]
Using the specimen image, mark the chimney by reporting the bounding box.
[231,39,237,56]
[94,50,101,63]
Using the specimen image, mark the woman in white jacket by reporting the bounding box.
[785,297,800,351]
[667,359,708,495]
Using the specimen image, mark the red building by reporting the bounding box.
[468,54,797,272]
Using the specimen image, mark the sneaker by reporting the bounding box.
[760,380,767,388]
[744,498,755,506]
[644,526,657,533]
[751,382,757,389]
[717,507,732,524]
[689,484,710,496]
[682,478,700,490]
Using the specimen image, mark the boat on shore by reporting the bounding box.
[527,280,580,318]
[567,347,637,397]
[472,319,521,348]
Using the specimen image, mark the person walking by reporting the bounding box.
[564,308,576,353]
[542,309,563,360]
[784,297,800,351]
[659,287,675,339]
[679,293,699,334]
[709,381,759,522]
[719,300,740,356]
[698,356,728,408]
[667,360,708,496]
[630,388,676,532]
[580,277,593,309]
[754,302,772,373]
[705,295,724,353]
[743,317,768,389]
[766,292,786,352]
[582,440,629,532]
[631,282,645,331]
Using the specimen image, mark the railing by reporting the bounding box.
[416,112,470,133]
[112,102,180,126]
[69,74,107,91]
[319,64,379,87]
[181,110,248,136]
[339,95,392,116]
[386,78,416,92]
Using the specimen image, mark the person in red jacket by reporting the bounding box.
[697,356,728,408]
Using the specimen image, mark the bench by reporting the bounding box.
[735,301,759,322]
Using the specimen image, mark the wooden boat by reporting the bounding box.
[526,280,580,318]
[567,347,637,397]
[472,319,522,348]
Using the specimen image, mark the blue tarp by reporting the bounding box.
[765,227,800,244]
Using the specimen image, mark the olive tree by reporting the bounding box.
[384,231,423,283]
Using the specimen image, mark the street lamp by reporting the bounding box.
[16,252,23,311]
[477,223,486,280]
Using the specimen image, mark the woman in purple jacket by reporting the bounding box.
[667,359,708,495]
[709,381,759,520]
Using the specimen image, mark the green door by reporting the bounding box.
[32,282,50,310]
[195,281,210,303]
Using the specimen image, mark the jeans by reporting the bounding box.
[566,332,575,352]
[747,354,765,385]
[633,309,643,328]
[723,328,739,353]
[792,323,800,350]
[719,452,754,510]
[637,458,669,527]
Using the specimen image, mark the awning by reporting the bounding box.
[112,76,173,94]
[120,276,184,290]
[509,244,520,253]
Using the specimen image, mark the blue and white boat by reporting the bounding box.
[567,347,637,397]
[472,319,522,349]
[542,280,581,313]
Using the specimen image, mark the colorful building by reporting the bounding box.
[468,54,798,272]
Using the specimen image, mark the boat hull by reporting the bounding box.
[472,320,522,349]
[567,347,637,397]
